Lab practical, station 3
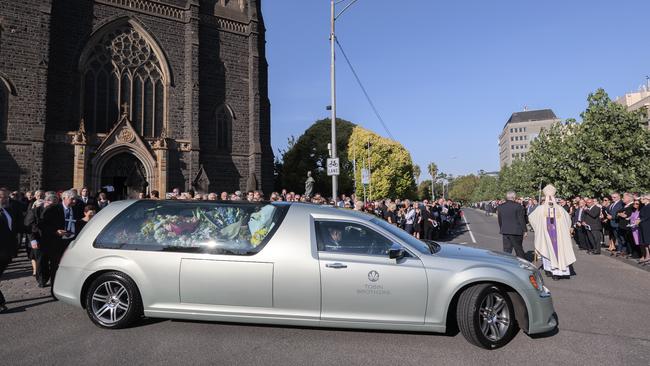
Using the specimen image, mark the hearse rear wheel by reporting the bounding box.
[85,271,143,329]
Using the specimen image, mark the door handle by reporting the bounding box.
[326,262,348,269]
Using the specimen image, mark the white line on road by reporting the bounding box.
[462,214,477,244]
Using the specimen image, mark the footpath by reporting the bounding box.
[470,207,650,273]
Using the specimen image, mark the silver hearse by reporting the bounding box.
[54,200,557,349]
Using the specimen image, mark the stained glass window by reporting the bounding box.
[82,26,166,137]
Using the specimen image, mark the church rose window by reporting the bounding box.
[82,25,166,137]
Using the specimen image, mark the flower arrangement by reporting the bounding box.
[131,205,274,250]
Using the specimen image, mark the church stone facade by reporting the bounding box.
[0,0,273,198]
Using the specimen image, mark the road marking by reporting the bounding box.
[462,214,477,244]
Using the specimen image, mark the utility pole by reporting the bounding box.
[329,0,359,203]
[367,139,372,201]
[330,0,338,202]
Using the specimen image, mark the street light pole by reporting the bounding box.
[330,0,338,202]
[329,0,359,203]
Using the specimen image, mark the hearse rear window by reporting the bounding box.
[94,201,288,255]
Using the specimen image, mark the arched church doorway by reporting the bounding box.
[100,152,149,200]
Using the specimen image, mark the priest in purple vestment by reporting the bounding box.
[529,185,576,280]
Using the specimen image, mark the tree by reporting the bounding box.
[279,118,356,196]
[498,159,536,198]
[524,119,579,198]
[427,162,438,182]
[449,175,479,203]
[349,126,417,200]
[413,165,421,183]
[471,175,500,202]
[417,179,432,201]
[522,89,650,197]
[571,89,650,195]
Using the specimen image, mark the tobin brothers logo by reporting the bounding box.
[368,270,379,282]
[357,270,389,295]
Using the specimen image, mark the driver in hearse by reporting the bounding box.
[322,226,343,250]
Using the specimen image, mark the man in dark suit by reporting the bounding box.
[25,193,59,287]
[583,197,603,254]
[0,188,20,313]
[7,191,26,258]
[497,191,527,259]
[78,187,95,207]
[421,203,434,240]
[320,225,344,251]
[40,190,80,290]
[572,199,589,250]
[617,193,636,257]
[606,192,626,255]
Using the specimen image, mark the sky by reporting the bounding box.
[261,0,650,179]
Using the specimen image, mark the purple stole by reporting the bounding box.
[546,207,559,259]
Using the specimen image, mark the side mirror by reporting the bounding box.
[388,244,405,260]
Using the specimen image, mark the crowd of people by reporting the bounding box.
[0,186,464,313]
[477,191,650,266]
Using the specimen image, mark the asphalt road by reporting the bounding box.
[1,208,649,366]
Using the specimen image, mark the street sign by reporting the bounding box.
[327,158,340,176]
[361,168,370,184]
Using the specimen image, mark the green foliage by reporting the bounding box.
[498,159,536,198]
[449,175,479,203]
[413,165,421,183]
[524,119,579,197]
[571,89,650,195]
[349,126,417,200]
[427,162,438,180]
[499,88,650,198]
[471,175,500,202]
[279,118,356,195]
[417,179,432,200]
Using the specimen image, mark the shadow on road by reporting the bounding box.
[2,267,34,281]
[528,327,560,339]
[4,298,57,313]
[136,317,169,328]
[4,295,52,305]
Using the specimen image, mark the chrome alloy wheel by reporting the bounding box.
[91,281,130,325]
[478,292,510,341]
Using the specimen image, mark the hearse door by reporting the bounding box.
[316,221,427,325]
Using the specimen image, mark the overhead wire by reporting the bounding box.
[335,37,396,141]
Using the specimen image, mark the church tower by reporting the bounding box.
[196,0,273,194]
[0,0,273,196]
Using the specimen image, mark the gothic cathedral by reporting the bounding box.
[0,0,273,198]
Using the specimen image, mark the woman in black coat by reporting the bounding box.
[638,195,650,264]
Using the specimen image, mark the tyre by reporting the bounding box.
[85,271,143,329]
[456,283,519,349]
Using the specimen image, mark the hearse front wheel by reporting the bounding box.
[456,283,518,349]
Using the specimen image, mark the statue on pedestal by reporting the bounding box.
[304,171,315,198]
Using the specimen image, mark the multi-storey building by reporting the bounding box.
[614,85,650,129]
[498,109,560,168]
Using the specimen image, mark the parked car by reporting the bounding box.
[53,200,557,349]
